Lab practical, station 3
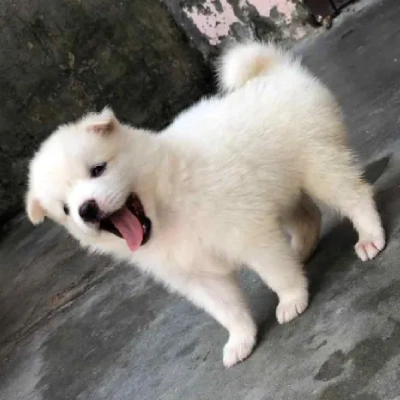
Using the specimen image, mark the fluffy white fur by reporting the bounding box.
[26,42,385,367]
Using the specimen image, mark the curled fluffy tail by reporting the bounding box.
[217,41,294,92]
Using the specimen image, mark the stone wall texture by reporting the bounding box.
[0,0,211,224]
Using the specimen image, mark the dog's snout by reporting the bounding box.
[79,199,99,222]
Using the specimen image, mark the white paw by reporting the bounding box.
[355,234,385,261]
[276,294,308,324]
[223,334,256,368]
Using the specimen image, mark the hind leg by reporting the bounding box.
[305,146,385,261]
[284,193,321,263]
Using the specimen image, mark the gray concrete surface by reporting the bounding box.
[0,0,210,223]
[1,0,400,399]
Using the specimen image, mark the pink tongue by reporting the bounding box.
[110,206,144,252]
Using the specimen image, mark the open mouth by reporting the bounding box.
[99,194,151,251]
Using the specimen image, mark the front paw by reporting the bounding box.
[276,290,308,324]
[223,333,256,368]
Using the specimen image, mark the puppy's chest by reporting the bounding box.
[138,217,208,273]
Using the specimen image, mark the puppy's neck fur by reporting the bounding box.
[123,126,188,225]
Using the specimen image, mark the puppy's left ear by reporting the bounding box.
[26,191,46,225]
[86,107,118,135]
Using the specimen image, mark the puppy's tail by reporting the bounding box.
[217,41,294,92]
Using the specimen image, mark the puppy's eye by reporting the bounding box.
[63,204,69,215]
[90,162,107,178]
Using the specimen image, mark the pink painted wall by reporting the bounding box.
[185,0,301,45]
[163,0,311,59]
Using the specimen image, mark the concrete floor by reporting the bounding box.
[1,0,400,399]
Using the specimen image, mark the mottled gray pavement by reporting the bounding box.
[1,0,400,399]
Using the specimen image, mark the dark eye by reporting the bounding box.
[90,162,107,178]
[63,204,69,215]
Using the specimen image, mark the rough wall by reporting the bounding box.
[163,0,313,59]
[0,0,210,224]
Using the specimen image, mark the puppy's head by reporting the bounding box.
[26,108,151,252]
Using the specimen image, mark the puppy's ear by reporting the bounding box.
[86,107,118,135]
[26,192,46,225]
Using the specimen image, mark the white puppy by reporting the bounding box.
[26,42,385,367]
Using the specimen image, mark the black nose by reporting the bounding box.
[79,200,99,222]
